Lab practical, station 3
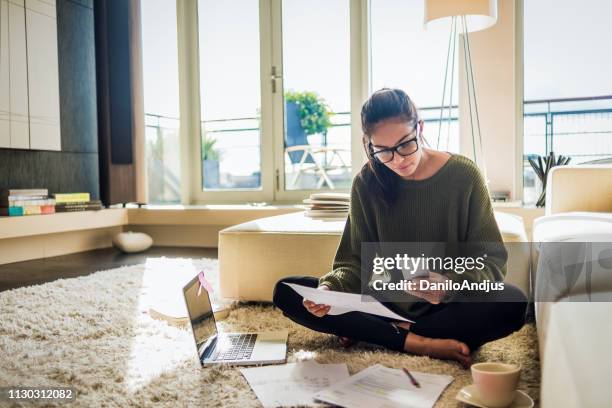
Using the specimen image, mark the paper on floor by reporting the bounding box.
[284,282,413,322]
[240,361,350,407]
[314,364,453,408]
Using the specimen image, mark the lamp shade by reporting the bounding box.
[424,0,497,32]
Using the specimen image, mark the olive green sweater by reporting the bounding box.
[319,154,507,316]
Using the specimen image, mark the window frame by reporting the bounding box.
[272,0,367,202]
[180,0,275,204]
[176,0,368,204]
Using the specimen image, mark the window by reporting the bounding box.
[523,0,612,205]
[370,0,460,152]
[280,0,352,192]
[190,0,358,203]
[198,0,262,192]
[141,0,181,204]
[141,1,476,204]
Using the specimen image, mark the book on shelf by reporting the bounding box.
[0,189,48,197]
[0,189,54,217]
[55,200,103,212]
[3,195,49,202]
[1,198,55,207]
[23,205,43,215]
[0,207,24,216]
[41,205,56,214]
[53,193,91,204]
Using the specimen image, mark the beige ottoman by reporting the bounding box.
[219,211,530,302]
[219,212,344,301]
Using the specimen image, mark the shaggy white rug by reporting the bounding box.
[0,257,540,407]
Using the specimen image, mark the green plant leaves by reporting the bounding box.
[285,90,333,135]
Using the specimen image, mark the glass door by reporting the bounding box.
[272,0,352,201]
[195,0,273,203]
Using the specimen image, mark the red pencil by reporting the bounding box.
[402,367,421,388]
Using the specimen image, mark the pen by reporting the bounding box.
[402,367,421,388]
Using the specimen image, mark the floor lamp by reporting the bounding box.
[424,0,498,183]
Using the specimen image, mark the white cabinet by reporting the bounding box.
[8,0,30,149]
[25,0,60,150]
[0,0,60,151]
[0,0,10,147]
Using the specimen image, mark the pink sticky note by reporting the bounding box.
[197,271,214,296]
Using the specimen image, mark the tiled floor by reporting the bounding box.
[0,247,218,292]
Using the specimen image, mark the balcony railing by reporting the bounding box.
[144,95,612,203]
[523,95,612,204]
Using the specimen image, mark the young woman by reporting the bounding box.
[273,88,526,367]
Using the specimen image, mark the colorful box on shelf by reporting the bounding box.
[1,189,54,217]
[0,207,24,216]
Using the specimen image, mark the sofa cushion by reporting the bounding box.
[546,165,612,215]
[539,300,612,408]
[534,212,612,242]
[494,211,528,242]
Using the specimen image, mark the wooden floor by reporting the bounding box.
[0,247,218,292]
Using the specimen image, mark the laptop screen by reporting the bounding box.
[183,276,217,356]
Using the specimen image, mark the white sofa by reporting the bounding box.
[533,165,612,408]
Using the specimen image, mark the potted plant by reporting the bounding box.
[284,91,333,164]
[202,135,221,188]
[527,152,571,207]
[285,90,333,136]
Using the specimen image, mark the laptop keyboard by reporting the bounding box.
[215,333,257,361]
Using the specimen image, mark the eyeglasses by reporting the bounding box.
[369,124,420,164]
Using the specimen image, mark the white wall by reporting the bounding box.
[459,0,522,200]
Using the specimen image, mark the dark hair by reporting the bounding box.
[359,88,421,207]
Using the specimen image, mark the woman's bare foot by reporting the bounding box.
[404,333,472,368]
[338,336,357,348]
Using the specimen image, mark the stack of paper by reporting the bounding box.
[302,192,350,219]
[314,364,453,408]
[240,361,350,407]
[241,362,453,408]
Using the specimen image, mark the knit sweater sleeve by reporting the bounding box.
[318,178,372,293]
[450,163,507,284]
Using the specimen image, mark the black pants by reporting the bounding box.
[272,276,527,352]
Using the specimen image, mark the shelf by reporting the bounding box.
[126,204,300,226]
[0,205,301,240]
[0,209,128,240]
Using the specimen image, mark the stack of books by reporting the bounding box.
[54,193,102,212]
[0,189,55,217]
[302,192,350,220]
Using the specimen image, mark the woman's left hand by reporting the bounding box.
[406,271,449,304]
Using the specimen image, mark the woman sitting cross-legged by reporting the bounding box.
[273,88,527,368]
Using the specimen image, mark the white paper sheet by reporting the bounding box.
[314,364,453,408]
[240,361,350,408]
[284,282,413,322]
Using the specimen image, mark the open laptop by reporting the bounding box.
[182,275,288,366]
